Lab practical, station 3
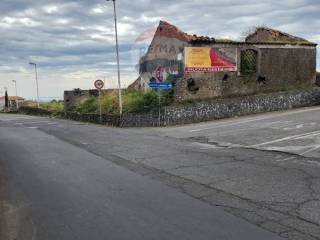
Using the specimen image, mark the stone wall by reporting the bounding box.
[165,88,320,125]
[175,44,317,102]
[316,72,320,86]
[20,88,320,127]
[64,89,99,112]
[63,112,120,127]
[19,106,53,116]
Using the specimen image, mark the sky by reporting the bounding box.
[0,0,319,100]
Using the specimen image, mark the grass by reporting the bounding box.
[23,100,64,112]
[75,90,173,114]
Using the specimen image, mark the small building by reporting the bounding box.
[0,96,25,110]
[132,21,317,102]
[64,88,117,112]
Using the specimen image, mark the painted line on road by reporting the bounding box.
[249,130,320,147]
[188,107,320,133]
[294,131,320,140]
[189,117,270,132]
[275,145,320,162]
[306,160,320,166]
[280,158,320,167]
[276,156,296,162]
[47,122,58,125]
[21,121,52,124]
[300,144,320,155]
[191,142,222,149]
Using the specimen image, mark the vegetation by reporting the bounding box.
[21,90,174,115]
[23,100,64,112]
[75,90,173,114]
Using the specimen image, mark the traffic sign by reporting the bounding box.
[94,79,104,90]
[155,66,163,81]
[149,82,172,90]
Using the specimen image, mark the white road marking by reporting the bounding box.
[191,142,222,149]
[188,107,320,133]
[22,121,51,124]
[294,131,320,140]
[189,117,269,132]
[300,145,320,155]
[249,130,320,147]
[276,156,295,162]
[306,160,320,166]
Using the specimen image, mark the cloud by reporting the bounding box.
[0,0,319,99]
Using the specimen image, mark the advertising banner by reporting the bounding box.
[184,47,237,72]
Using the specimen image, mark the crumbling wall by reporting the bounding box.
[316,72,320,86]
[64,89,99,112]
[47,88,320,127]
[175,44,317,102]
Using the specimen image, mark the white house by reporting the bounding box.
[0,96,25,110]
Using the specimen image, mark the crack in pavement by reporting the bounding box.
[4,118,320,240]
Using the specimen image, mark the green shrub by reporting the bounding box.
[75,97,99,113]
[74,90,162,114]
[23,100,64,112]
[40,100,64,112]
[123,91,159,113]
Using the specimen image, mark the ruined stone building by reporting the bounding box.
[129,21,317,102]
[64,89,116,111]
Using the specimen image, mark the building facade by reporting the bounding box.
[131,21,317,102]
[0,96,25,110]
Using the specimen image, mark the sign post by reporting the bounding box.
[148,82,172,127]
[158,89,161,126]
[94,79,105,123]
[155,66,163,82]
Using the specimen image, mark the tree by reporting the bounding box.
[5,90,9,108]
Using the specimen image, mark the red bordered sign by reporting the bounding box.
[155,66,163,82]
[94,79,104,90]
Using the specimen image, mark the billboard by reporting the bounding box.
[184,47,237,72]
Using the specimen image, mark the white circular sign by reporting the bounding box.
[94,79,104,90]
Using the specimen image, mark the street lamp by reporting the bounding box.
[106,0,123,116]
[12,80,19,109]
[29,62,40,108]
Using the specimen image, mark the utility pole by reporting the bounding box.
[29,62,40,108]
[106,0,123,116]
[12,80,19,109]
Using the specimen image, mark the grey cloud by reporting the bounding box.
[0,0,319,99]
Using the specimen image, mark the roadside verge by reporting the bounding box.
[19,87,320,127]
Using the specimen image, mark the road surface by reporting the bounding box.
[0,107,320,239]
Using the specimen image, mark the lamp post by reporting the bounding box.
[106,0,123,116]
[29,62,40,108]
[12,80,19,109]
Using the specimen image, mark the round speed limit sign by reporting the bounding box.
[94,79,104,90]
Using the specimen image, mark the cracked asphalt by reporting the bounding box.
[0,107,320,239]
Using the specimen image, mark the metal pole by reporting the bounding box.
[99,90,102,123]
[35,64,40,108]
[110,0,122,116]
[158,90,161,127]
[12,80,18,109]
[29,62,40,108]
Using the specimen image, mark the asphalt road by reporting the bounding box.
[159,106,320,159]
[1,107,320,239]
[0,114,282,240]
